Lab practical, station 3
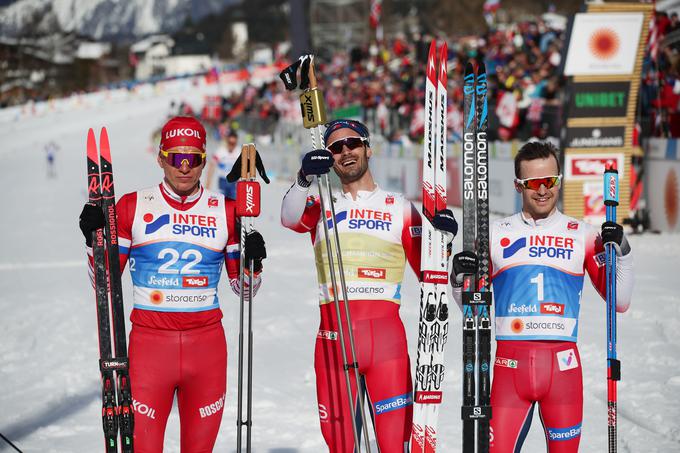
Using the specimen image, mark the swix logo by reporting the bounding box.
[608,175,617,199]
[415,391,443,404]
[144,213,170,234]
[358,267,386,279]
[423,270,448,284]
[183,276,208,287]
[541,303,565,315]
[165,128,202,140]
[301,93,315,122]
[244,184,256,214]
[501,237,527,258]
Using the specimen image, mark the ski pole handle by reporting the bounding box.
[236,144,261,217]
[300,57,327,129]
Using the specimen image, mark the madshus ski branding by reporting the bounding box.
[411,40,450,453]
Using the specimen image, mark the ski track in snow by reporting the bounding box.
[0,81,679,452]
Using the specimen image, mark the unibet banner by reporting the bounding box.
[564,12,643,76]
[568,82,630,118]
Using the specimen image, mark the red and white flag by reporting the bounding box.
[369,0,382,29]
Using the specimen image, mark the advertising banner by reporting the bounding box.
[568,82,630,118]
[565,153,625,180]
[564,12,643,76]
[565,126,626,149]
[583,181,605,225]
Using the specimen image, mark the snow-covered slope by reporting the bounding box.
[0,81,678,452]
[0,0,236,40]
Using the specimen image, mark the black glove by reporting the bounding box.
[452,251,478,285]
[226,150,270,184]
[79,203,105,247]
[244,231,266,273]
[301,149,334,180]
[601,221,629,255]
[432,209,458,237]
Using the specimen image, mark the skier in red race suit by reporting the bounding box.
[280,119,458,452]
[79,116,267,452]
[451,141,634,452]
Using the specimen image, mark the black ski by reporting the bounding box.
[87,128,134,452]
[461,62,492,453]
[87,129,119,452]
[475,62,492,453]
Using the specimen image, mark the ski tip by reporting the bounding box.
[438,42,448,83]
[605,160,618,172]
[87,128,97,159]
[427,41,437,84]
[99,127,111,160]
[464,61,474,77]
[477,60,487,74]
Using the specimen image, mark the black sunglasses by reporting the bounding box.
[326,136,369,155]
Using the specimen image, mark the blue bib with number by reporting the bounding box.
[127,186,228,312]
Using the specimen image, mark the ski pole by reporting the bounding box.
[236,144,261,452]
[0,432,22,453]
[604,163,620,453]
[281,55,372,452]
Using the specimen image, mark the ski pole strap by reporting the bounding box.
[461,405,492,420]
[608,358,621,381]
[462,291,492,307]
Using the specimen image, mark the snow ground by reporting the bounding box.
[0,84,679,452]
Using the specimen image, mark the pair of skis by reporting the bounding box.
[460,61,492,453]
[410,40,450,453]
[86,128,134,452]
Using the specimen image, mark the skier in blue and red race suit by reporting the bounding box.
[280,119,459,453]
[451,141,634,453]
[79,116,267,452]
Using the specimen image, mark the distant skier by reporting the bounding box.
[79,116,267,452]
[45,140,59,177]
[451,141,634,452]
[280,119,458,452]
[205,129,239,200]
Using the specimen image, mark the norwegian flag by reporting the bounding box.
[648,11,660,61]
[369,0,382,29]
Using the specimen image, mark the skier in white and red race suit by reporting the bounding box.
[280,119,459,453]
[451,141,634,453]
[79,116,267,452]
